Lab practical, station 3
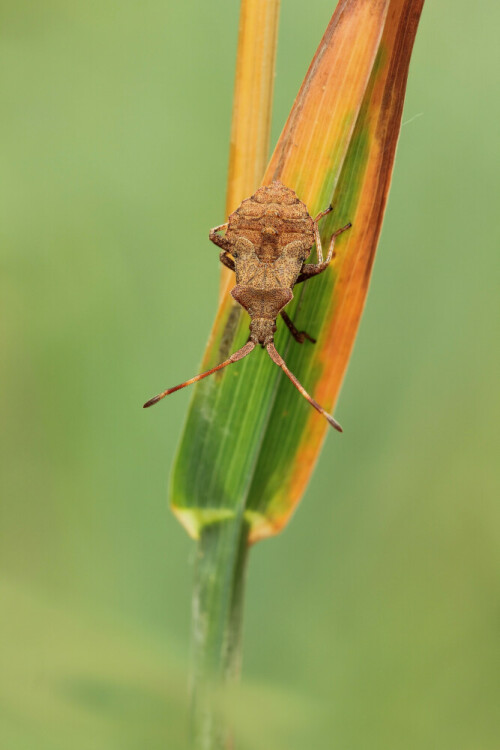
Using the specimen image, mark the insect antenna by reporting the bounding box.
[266,342,342,432]
[143,341,256,408]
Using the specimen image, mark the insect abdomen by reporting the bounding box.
[231,285,292,319]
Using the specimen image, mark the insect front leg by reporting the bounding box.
[280,310,316,344]
[219,251,235,272]
[312,205,333,263]
[295,222,352,283]
[209,222,229,250]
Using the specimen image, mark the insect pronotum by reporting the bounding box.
[144,181,351,431]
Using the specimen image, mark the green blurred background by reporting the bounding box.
[1,1,498,748]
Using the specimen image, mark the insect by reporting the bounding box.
[144,181,351,430]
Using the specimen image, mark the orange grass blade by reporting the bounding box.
[267,0,389,200]
[213,0,281,331]
[226,0,281,216]
[247,0,426,541]
[170,0,424,543]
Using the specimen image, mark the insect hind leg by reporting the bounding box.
[280,310,315,344]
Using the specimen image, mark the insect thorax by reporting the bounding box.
[225,182,315,258]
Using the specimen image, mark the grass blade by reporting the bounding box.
[247,0,426,539]
[171,0,395,539]
[185,2,281,747]
[226,0,281,217]
[172,2,425,746]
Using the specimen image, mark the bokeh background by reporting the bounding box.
[1,1,499,748]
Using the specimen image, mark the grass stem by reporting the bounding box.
[190,519,250,749]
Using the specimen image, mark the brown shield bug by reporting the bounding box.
[144,181,351,431]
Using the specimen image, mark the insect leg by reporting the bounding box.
[266,343,342,432]
[325,222,351,263]
[313,205,333,223]
[219,251,235,272]
[209,222,229,249]
[313,217,325,263]
[280,310,316,344]
[210,222,228,234]
[312,205,333,263]
[295,222,352,283]
[144,341,255,408]
[295,262,329,284]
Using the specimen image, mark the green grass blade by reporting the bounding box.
[171,0,396,538]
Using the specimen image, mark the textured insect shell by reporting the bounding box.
[225,182,315,256]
